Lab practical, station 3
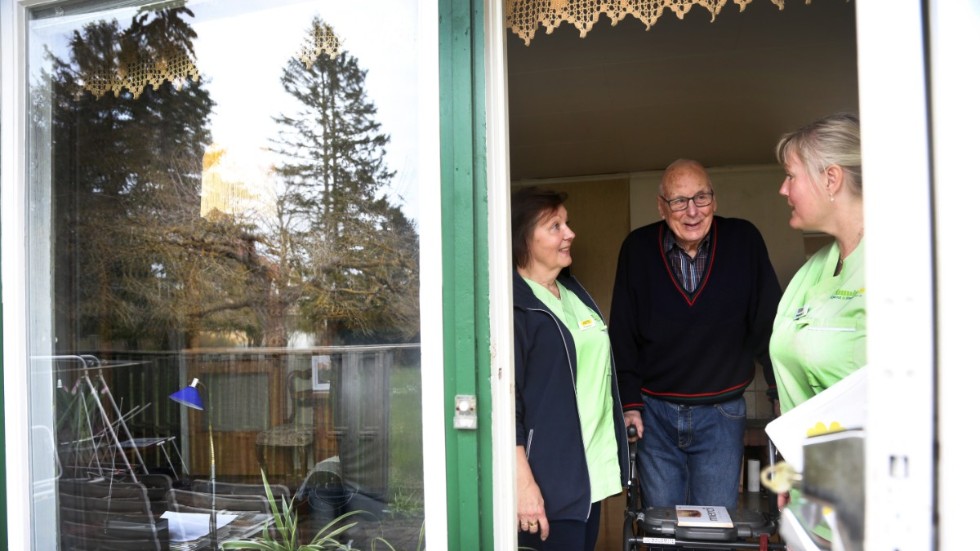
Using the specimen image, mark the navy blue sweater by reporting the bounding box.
[609,216,781,409]
[513,270,629,521]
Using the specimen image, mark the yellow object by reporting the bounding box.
[806,421,845,437]
[760,461,800,494]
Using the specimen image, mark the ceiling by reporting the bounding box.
[506,0,859,181]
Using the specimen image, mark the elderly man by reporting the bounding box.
[609,158,781,509]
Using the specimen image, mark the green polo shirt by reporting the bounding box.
[770,240,866,541]
[770,239,867,413]
[525,278,622,503]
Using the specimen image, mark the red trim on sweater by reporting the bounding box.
[641,376,753,400]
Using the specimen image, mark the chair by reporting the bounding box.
[61,519,169,551]
[165,488,272,514]
[60,478,150,500]
[190,479,291,500]
[255,369,317,481]
[138,473,174,515]
[50,355,167,483]
[58,478,169,550]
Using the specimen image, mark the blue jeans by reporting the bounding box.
[637,394,746,509]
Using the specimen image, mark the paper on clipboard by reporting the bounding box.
[765,365,868,472]
[161,511,238,542]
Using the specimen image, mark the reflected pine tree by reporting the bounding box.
[268,17,420,345]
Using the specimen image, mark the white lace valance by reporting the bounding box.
[81,46,199,99]
[507,0,811,46]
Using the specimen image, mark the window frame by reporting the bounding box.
[1,1,446,549]
[1,2,36,548]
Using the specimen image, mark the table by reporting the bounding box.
[167,510,272,550]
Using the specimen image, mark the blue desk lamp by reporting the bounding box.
[170,378,218,551]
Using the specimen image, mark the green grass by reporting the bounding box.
[387,365,424,515]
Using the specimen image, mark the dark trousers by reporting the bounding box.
[517,501,602,551]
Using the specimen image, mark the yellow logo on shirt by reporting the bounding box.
[578,318,595,331]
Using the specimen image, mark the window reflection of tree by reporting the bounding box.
[268,17,420,347]
[49,6,221,351]
[46,10,419,353]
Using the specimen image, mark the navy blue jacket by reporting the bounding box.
[513,270,630,521]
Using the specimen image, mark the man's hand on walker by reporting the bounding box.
[624,410,643,441]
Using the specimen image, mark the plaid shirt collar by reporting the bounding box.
[663,227,712,258]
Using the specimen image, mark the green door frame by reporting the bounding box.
[439,0,495,549]
[0,300,6,549]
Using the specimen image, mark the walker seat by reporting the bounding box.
[625,506,780,550]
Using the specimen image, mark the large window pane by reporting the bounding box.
[26,1,424,549]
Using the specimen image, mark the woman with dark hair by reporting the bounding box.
[511,187,629,551]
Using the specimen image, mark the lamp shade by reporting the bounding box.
[169,378,205,410]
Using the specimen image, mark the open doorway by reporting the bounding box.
[505,1,859,547]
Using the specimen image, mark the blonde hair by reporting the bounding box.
[775,113,862,195]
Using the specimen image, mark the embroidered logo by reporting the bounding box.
[830,287,865,300]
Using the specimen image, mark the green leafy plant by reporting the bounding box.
[369,522,424,551]
[221,470,363,551]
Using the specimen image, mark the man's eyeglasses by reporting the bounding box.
[659,191,715,212]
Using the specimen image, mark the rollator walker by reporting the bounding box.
[622,426,786,551]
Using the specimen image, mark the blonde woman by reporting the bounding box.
[771,113,865,415]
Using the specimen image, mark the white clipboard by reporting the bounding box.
[765,365,868,472]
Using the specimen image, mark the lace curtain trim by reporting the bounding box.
[81,47,200,99]
[507,0,811,46]
[81,20,341,100]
